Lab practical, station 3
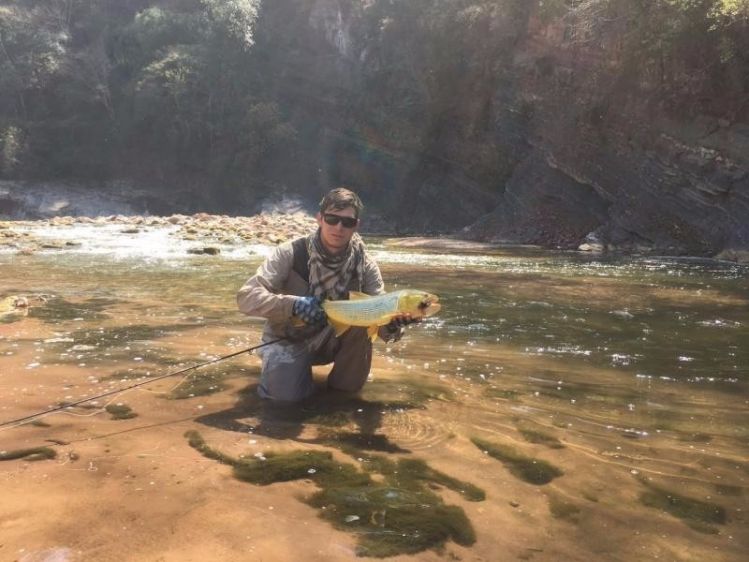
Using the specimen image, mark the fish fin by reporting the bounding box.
[348,291,368,300]
[367,324,379,342]
[329,317,351,337]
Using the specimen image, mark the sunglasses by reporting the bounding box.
[322,213,358,228]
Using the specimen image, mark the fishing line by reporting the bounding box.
[0,337,284,431]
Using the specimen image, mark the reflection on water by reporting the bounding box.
[1,238,748,560]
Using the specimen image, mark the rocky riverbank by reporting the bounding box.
[0,212,318,256]
[2,212,748,263]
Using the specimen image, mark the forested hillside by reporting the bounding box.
[1,1,747,256]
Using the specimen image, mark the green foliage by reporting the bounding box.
[0,0,745,199]
[711,0,749,17]
[0,0,289,190]
[0,125,22,174]
[541,0,749,116]
[201,0,259,49]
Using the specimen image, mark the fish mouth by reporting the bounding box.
[417,294,441,316]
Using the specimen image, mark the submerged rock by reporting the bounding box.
[187,246,221,256]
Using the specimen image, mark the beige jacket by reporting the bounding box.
[236,238,386,339]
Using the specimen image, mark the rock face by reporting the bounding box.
[249,1,748,257]
[0,181,192,219]
[490,40,749,255]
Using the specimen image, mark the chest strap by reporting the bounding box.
[291,237,310,284]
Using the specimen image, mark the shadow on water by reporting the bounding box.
[195,382,416,451]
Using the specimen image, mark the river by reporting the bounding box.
[1,224,747,561]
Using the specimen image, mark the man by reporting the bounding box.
[237,188,409,401]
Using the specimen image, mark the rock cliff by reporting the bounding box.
[253,0,748,258]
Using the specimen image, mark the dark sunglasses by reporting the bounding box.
[323,213,358,228]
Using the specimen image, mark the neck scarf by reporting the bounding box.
[307,228,366,300]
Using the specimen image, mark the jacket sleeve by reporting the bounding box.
[236,242,297,323]
[362,253,385,296]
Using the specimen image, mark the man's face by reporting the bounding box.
[316,206,359,255]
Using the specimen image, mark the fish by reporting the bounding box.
[0,295,29,323]
[323,289,441,341]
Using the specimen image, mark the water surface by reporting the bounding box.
[1,227,747,561]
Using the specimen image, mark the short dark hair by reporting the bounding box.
[319,187,363,218]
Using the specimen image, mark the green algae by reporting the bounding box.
[167,371,229,399]
[307,411,351,427]
[531,378,643,407]
[714,484,742,497]
[363,456,486,503]
[581,490,599,503]
[185,430,241,465]
[363,378,453,406]
[471,437,563,485]
[485,388,520,400]
[638,479,727,532]
[100,368,156,382]
[105,404,137,420]
[518,428,565,449]
[0,312,25,324]
[236,450,370,487]
[311,486,475,558]
[308,454,481,557]
[185,430,481,557]
[319,430,411,454]
[66,323,198,349]
[401,380,455,403]
[28,295,114,322]
[548,493,581,522]
[680,432,713,443]
[0,446,57,461]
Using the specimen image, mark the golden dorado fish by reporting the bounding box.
[323,289,440,341]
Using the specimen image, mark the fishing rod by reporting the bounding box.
[0,337,285,430]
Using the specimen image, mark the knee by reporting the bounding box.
[258,344,314,401]
[328,375,368,393]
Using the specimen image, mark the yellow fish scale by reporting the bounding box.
[323,291,402,326]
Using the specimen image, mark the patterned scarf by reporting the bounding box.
[307,228,366,301]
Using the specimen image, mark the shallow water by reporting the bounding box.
[1,227,748,561]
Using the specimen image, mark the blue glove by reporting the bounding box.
[292,296,327,326]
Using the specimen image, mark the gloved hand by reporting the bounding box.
[383,314,420,342]
[292,296,327,326]
[386,314,421,330]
